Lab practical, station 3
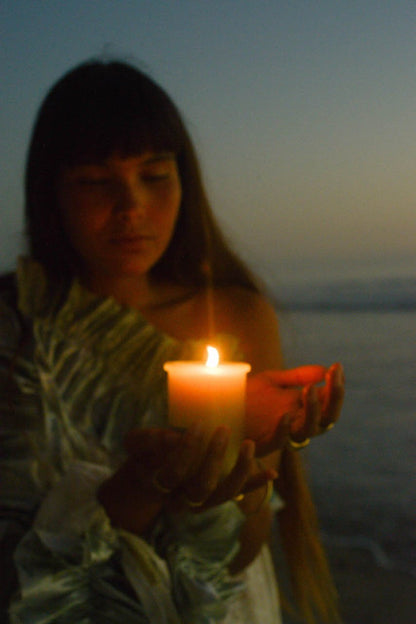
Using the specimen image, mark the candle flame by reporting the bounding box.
[206,346,219,368]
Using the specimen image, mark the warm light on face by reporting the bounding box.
[205,345,219,368]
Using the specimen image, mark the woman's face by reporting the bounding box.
[57,152,182,286]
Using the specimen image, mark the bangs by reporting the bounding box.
[58,100,184,166]
[45,61,186,166]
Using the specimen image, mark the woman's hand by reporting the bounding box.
[245,362,344,456]
[98,424,276,535]
[126,424,276,509]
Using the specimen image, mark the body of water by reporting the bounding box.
[277,281,415,575]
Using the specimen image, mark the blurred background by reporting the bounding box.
[1,2,415,621]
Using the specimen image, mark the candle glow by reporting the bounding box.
[163,347,251,475]
[206,345,219,368]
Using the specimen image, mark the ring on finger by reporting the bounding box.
[289,437,311,450]
[233,493,245,502]
[318,422,335,434]
[152,471,173,495]
[184,495,205,508]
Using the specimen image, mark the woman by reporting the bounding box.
[0,60,344,623]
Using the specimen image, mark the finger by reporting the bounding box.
[155,421,208,491]
[263,365,327,387]
[321,363,345,428]
[197,440,278,508]
[182,426,230,503]
[197,439,256,507]
[290,384,321,442]
[255,413,292,457]
[213,440,256,500]
[241,465,278,495]
[219,450,278,509]
[124,427,180,459]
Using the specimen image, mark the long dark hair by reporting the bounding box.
[25,59,258,292]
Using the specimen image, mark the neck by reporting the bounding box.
[80,272,156,310]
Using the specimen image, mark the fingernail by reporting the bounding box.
[214,427,230,450]
[335,365,345,384]
[269,469,278,480]
[241,440,255,459]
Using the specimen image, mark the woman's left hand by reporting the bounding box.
[124,425,276,515]
[245,362,344,456]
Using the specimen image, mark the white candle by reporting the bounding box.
[164,347,251,475]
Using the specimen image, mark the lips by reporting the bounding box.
[110,233,153,244]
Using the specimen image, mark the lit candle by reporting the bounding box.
[164,347,251,475]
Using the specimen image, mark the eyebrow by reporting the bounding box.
[141,152,176,164]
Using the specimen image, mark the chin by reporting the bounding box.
[107,258,155,278]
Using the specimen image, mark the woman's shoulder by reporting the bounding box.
[205,286,282,371]
[212,285,277,329]
[144,283,282,370]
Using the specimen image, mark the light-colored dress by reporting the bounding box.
[0,258,282,624]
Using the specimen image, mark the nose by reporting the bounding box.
[114,180,146,218]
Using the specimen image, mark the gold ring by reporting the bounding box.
[319,422,335,433]
[184,496,205,508]
[152,471,173,495]
[289,437,311,450]
[233,493,245,502]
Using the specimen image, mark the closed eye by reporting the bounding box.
[141,173,170,182]
[77,176,111,185]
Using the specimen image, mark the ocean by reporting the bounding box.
[276,276,416,576]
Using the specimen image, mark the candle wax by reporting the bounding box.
[164,361,251,476]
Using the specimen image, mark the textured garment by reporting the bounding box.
[0,258,281,623]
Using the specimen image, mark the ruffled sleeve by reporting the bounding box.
[9,461,183,624]
[9,460,245,624]
[7,452,247,624]
[153,504,245,623]
[1,260,248,623]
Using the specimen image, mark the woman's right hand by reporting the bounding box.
[246,363,344,456]
[97,423,276,536]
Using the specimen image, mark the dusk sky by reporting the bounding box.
[1,0,415,288]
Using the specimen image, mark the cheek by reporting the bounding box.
[165,202,180,230]
[154,189,181,237]
[60,187,105,227]
[60,201,106,253]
